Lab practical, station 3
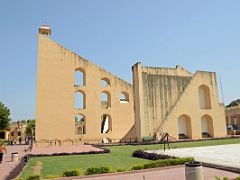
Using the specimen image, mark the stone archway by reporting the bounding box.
[101,114,112,134]
[178,115,192,139]
[201,114,214,138]
[199,85,211,109]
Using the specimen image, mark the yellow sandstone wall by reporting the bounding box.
[36,34,135,142]
[133,63,227,141]
[36,33,227,144]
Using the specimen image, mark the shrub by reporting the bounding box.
[0,140,10,145]
[116,168,127,172]
[13,178,23,180]
[132,150,175,160]
[63,169,80,177]
[26,175,41,180]
[235,177,240,180]
[45,175,61,179]
[131,164,144,170]
[131,157,194,170]
[85,166,112,175]
[223,177,229,180]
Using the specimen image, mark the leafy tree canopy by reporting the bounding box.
[21,120,26,123]
[226,99,240,108]
[26,119,35,138]
[0,101,11,130]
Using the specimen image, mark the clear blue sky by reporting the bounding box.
[1,1,240,121]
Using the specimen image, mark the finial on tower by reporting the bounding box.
[39,22,52,36]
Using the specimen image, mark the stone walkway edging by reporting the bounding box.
[5,155,28,180]
[202,162,240,174]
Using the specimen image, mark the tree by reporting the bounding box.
[21,120,26,124]
[0,101,11,130]
[226,99,240,108]
[26,119,35,138]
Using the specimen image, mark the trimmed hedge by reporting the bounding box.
[85,166,112,175]
[131,165,144,170]
[63,169,80,177]
[131,157,194,170]
[26,175,40,180]
[116,168,127,172]
[132,150,176,160]
[45,175,61,179]
[216,177,240,180]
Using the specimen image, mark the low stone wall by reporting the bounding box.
[93,136,240,147]
[35,138,138,147]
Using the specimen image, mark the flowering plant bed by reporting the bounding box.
[132,150,175,160]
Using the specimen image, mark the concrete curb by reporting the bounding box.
[202,162,240,174]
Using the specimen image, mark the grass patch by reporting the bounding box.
[20,138,240,179]
[0,140,10,145]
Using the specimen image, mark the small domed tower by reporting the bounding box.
[39,23,52,36]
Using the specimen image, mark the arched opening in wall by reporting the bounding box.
[198,85,211,109]
[75,114,86,135]
[178,115,192,139]
[75,91,86,109]
[101,78,110,87]
[75,68,86,86]
[237,115,240,130]
[101,91,111,109]
[101,114,112,134]
[201,115,214,138]
[120,92,129,103]
[102,138,112,144]
[228,114,239,130]
[49,139,61,146]
[226,116,229,126]
[226,116,232,132]
[230,115,235,125]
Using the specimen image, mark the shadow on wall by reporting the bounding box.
[120,125,137,143]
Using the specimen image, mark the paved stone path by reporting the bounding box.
[0,145,103,180]
[62,166,239,180]
[0,145,28,180]
[147,144,240,169]
[1,144,240,180]
[30,145,103,155]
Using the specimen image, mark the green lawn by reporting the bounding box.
[20,138,240,179]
